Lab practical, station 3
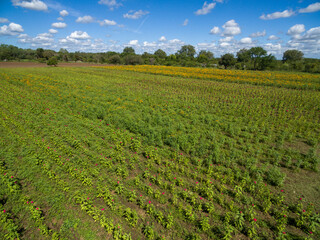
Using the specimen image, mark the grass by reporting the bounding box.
[0,66,319,240]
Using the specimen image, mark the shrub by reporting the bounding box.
[108,54,121,64]
[124,55,143,65]
[265,166,286,186]
[47,57,58,66]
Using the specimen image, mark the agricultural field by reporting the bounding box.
[0,65,320,240]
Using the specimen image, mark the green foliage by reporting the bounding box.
[176,45,196,59]
[47,57,58,66]
[265,166,286,186]
[143,225,155,239]
[0,66,319,240]
[219,53,236,68]
[154,49,167,59]
[2,43,320,73]
[108,54,121,64]
[124,55,143,65]
[122,47,135,56]
[283,50,304,62]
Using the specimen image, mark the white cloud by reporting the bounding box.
[169,39,184,44]
[195,1,216,15]
[210,26,220,34]
[220,42,230,47]
[76,16,94,23]
[260,10,295,20]
[302,26,320,39]
[0,22,24,36]
[129,40,139,46]
[37,33,52,38]
[250,30,266,38]
[299,2,320,13]
[0,18,9,23]
[18,33,28,39]
[286,26,320,55]
[49,29,58,34]
[264,43,282,55]
[219,36,233,42]
[11,0,48,11]
[69,31,91,39]
[183,19,189,26]
[18,32,54,47]
[57,17,64,21]
[98,0,122,10]
[60,10,69,17]
[159,36,167,42]
[156,38,185,54]
[123,10,149,19]
[240,37,252,44]
[7,23,23,32]
[99,19,117,26]
[59,37,91,48]
[222,19,241,36]
[143,41,157,47]
[287,24,305,38]
[197,42,216,50]
[268,35,280,40]
[51,22,67,28]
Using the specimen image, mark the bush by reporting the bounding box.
[265,166,286,186]
[38,58,46,63]
[47,57,58,66]
[124,55,143,65]
[108,54,121,64]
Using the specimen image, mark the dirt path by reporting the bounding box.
[0,62,110,68]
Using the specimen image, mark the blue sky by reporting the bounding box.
[0,0,320,58]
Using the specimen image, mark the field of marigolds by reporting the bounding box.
[0,65,319,240]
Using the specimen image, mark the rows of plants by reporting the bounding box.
[0,66,319,239]
[95,65,320,90]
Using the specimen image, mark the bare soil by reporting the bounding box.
[0,62,110,68]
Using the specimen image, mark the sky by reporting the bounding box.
[0,0,320,58]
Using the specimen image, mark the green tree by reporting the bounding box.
[43,50,55,60]
[108,54,121,64]
[197,50,214,63]
[176,45,196,59]
[237,48,251,63]
[124,55,143,65]
[142,52,156,65]
[248,47,267,70]
[261,54,277,70]
[122,47,135,56]
[0,44,22,60]
[154,49,167,59]
[58,48,69,62]
[36,48,44,58]
[47,57,58,66]
[283,50,304,62]
[219,53,236,68]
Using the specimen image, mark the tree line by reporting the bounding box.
[0,44,319,73]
